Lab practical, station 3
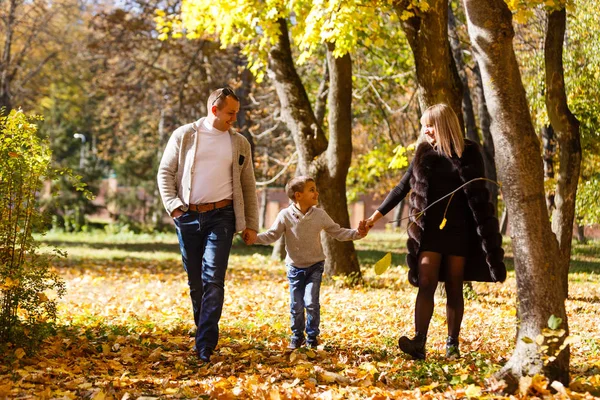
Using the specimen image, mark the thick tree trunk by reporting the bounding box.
[463,0,569,388]
[545,8,581,287]
[267,20,328,175]
[395,0,464,128]
[267,19,360,277]
[319,44,359,277]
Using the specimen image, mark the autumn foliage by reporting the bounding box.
[0,232,598,398]
[0,110,65,348]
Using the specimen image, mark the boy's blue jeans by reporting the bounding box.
[287,261,324,341]
[174,205,235,352]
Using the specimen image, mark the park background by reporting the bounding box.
[1,0,600,398]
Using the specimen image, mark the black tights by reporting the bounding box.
[415,251,465,338]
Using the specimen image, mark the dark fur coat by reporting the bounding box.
[405,140,506,287]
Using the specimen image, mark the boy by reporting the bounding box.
[250,176,366,349]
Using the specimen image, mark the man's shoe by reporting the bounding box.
[197,347,213,363]
[398,332,426,360]
[287,337,305,350]
[307,337,319,349]
[445,336,460,359]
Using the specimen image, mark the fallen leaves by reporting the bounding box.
[0,233,599,399]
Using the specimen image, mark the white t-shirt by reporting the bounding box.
[189,120,233,204]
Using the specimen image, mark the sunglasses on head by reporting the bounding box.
[212,87,235,106]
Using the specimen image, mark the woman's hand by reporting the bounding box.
[364,210,383,231]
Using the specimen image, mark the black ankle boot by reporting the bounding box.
[398,332,427,360]
[445,336,460,359]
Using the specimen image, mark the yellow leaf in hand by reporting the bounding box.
[374,252,392,275]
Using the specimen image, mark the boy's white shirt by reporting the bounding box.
[255,204,362,268]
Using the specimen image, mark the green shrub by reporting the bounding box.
[0,109,89,350]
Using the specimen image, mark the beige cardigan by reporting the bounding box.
[157,117,259,232]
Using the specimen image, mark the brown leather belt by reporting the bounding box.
[189,199,233,213]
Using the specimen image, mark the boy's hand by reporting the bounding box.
[357,220,368,237]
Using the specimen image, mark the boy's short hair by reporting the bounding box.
[286,176,315,201]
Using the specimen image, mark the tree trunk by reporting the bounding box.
[0,0,18,111]
[395,0,464,129]
[541,124,556,212]
[472,63,498,215]
[545,8,582,288]
[234,47,256,156]
[500,206,508,235]
[448,5,479,143]
[319,43,359,277]
[393,200,406,230]
[314,59,329,128]
[575,224,586,244]
[267,19,360,277]
[259,188,268,230]
[463,0,569,388]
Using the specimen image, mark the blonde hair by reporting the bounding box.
[420,103,464,158]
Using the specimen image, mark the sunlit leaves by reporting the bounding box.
[575,177,600,225]
[505,0,567,24]
[172,0,410,80]
[1,231,599,397]
[347,142,411,201]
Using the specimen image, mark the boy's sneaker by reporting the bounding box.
[288,337,305,350]
[307,336,319,348]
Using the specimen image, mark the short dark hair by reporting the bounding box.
[207,87,239,111]
[285,176,315,201]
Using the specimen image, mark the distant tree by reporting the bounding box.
[0,0,80,110]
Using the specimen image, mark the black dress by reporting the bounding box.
[378,153,473,257]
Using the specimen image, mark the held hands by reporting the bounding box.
[357,212,380,237]
[242,228,257,245]
[357,220,368,238]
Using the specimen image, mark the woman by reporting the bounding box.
[364,104,506,360]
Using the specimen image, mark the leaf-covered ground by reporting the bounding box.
[1,231,599,399]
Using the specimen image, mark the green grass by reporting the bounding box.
[36,230,600,274]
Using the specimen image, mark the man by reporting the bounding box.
[157,87,258,362]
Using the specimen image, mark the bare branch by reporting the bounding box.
[255,152,298,186]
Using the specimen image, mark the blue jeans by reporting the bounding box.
[174,205,235,351]
[287,261,324,341]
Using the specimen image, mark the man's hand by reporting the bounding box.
[242,228,257,245]
[171,208,184,219]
